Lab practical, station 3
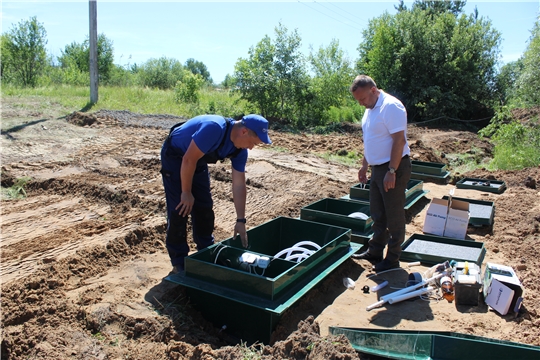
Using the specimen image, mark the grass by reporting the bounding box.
[445,146,489,174]
[3,84,540,172]
[238,341,264,360]
[1,84,252,120]
[320,150,362,167]
[0,176,31,200]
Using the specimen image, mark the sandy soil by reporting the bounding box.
[1,101,539,359]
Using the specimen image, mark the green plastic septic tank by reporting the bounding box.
[184,216,351,301]
[300,197,373,233]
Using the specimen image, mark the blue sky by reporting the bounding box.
[2,1,539,83]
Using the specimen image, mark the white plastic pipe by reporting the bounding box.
[366,300,385,311]
[387,286,434,304]
[274,246,314,259]
[292,241,321,250]
[371,280,388,292]
[366,272,444,311]
[286,253,310,262]
[380,272,443,302]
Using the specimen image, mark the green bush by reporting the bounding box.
[488,120,540,170]
[174,71,204,104]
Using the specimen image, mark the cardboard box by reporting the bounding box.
[443,199,470,239]
[422,198,449,236]
[483,263,524,315]
[423,197,470,239]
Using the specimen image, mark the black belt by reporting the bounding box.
[372,154,409,167]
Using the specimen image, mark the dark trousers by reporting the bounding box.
[160,141,215,268]
[368,156,411,262]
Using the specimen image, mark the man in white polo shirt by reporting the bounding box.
[349,75,412,272]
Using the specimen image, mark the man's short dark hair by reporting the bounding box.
[350,75,377,93]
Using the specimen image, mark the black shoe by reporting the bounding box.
[351,250,383,262]
[373,259,400,272]
[169,265,185,275]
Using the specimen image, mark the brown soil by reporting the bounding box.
[1,102,540,359]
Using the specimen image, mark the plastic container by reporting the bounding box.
[440,275,455,302]
[343,277,355,290]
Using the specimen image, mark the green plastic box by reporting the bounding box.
[412,160,447,175]
[350,179,424,200]
[165,217,360,344]
[329,327,540,360]
[300,198,373,232]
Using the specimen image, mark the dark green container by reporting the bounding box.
[300,198,373,233]
[400,233,486,265]
[456,177,507,194]
[410,160,450,183]
[442,195,495,227]
[350,179,425,201]
[329,327,540,360]
[412,160,447,175]
[165,217,361,344]
[185,216,351,301]
[341,189,429,211]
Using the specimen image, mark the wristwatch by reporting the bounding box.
[388,167,396,174]
[236,218,246,223]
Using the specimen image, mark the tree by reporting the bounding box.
[234,23,309,123]
[308,39,355,124]
[357,2,501,122]
[136,56,184,89]
[184,58,212,83]
[57,33,114,83]
[234,35,278,118]
[494,60,523,106]
[174,70,204,104]
[396,0,466,16]
[2,16,48,87]
[1,34,12,80]
[515,19,540,106]
[220,73,237,88]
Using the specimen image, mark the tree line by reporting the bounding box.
[1,0,539,127]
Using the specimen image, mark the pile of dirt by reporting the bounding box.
[1,105,539,359]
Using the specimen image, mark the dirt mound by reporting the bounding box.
[512,106,540,124]
[66,111,101,126]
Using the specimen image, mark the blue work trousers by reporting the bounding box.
[367,156,412,262]
[160,141,215,269]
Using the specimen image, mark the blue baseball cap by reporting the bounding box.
[241,114,272,144]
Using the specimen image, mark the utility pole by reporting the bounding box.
[89,0,98,104]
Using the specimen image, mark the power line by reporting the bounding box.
[318,0,371,25]
[296,0,364,32]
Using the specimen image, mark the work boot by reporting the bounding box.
[351,250,383,262]
[169,265,185,275]
[373,259,400,272]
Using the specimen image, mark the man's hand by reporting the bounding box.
[383,172,396,192]
[176,191,194,217]
[234,222,248,248]
[358,166,368,184]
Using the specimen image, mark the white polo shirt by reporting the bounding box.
[361,90,410,166]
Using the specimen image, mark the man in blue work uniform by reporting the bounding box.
[160,114,272,274]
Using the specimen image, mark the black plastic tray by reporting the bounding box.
[456,177,506,194]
